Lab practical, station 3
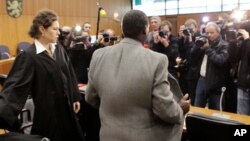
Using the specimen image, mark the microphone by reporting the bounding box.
[212,86,230,119]
[219,87,226,113]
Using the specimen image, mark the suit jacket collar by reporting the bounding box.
[120,38,144,48]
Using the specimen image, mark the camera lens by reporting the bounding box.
[183,29,189,36]
[195,36,207,47]
[159,31,167,38]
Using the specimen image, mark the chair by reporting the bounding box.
[185,113,245,141]
[0,74,34,134]
[19,96,34,134]
[17,42,31,53]
[0,45,10,59]
[0,74,7,92]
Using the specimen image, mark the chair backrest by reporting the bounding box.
[17,42,31,53]
[0,45,10,59]
[186,113,245,141]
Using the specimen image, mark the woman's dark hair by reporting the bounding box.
[122,10,148,39]
[29,9,58,39]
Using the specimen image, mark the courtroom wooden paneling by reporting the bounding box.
[0,0,131,56]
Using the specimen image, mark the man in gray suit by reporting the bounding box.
[85,10,190,141]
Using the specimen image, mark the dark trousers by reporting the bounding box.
[194,77,222,110]
[78,94,100,141]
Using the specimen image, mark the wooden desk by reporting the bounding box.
[0,57,15,75]
[188,106,250,124]
[0,129,7,135]
[0,57,15,91]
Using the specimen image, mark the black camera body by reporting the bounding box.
[225,20,250,42]
[195,36,207,47]
[183,28,193,36]
[110,36,118,42]
[71,25,90,44]
[58,29,70,43]
[159,31,168,38]
[102,33,118,42]
[225,29,244,42]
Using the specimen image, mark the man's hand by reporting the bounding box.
[179,94,190,115]
[238,29,249,40]
[73,101,81,114]
[159,37,169,48]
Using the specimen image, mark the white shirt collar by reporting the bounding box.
[34,39,56,55]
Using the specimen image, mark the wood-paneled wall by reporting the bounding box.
[0,0,131,56]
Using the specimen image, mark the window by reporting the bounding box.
[222,0,238,11]
[131,0,250,15]
[132,0,166,16]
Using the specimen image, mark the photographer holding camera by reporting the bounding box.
[228,28,250,115]
[151,20,179,78]
[192,22,230,110]
[145,16,161,49]
[178,19,201,104]
[68,25,92,84]
[58,26,71,50]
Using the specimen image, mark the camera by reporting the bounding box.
[110,36,118,42]
[71,25,88,43]
[183,28,192,36]
[102,33,110,42]
[195,36,207,47]
[225,29,244,42]
[102,33,118,42]
[58,29,70,44]
[225,20,250,42]
[159,31,168,38]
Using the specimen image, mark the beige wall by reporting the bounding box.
[0,0,131,55]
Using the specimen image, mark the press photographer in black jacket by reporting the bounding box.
[193,22,231,110]
[228,28,250,115]
[151,20,179,78]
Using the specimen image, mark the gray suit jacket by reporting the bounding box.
[85,38,184,141]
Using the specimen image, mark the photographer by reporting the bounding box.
[93,28,117,49]
[192,22,230,110]
[68,25,92,84]
[145,16,161,48]
[178,19,201,104]
[58,26,71,50]
[228,29,250,115]
[151,20,179,78]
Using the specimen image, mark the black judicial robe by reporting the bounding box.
[0,43,85,141]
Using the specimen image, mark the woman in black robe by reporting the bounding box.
[0,9,85,141]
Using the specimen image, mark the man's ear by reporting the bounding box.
[143,25,149,35]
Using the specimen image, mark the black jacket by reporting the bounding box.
[151,35,179,77]
[228,39,250,91]
[191,36,230,91]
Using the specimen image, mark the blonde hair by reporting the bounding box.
[184,18,198,28]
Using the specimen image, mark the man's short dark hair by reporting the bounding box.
[122,10,148,39]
